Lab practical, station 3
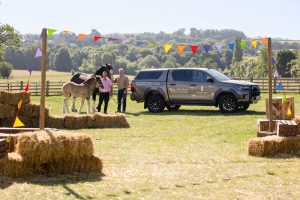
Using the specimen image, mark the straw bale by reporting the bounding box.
[0,103,16,119]
[248,136,300,157]
[20,103,49,117]
[0,91,30,106]
[0,116,39,128]
[46,115,65,129]
[292,116,300,124]
[91,113,130,128]
[64,115,92,129]
[16,130,94,164]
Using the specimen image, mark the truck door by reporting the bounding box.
[189,70,215,101]
[167,69,191,101]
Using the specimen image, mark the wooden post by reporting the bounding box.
[273,77,277,94]
[39,28,47,130]
[267,38,273,132]
[20,81,23,91]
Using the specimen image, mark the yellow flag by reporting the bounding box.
[17,99,23,110]
[177,44,185,55]
[250,40,257,48]
[164,44,173,53]
[287,107,292,116]
[13,116,25,128]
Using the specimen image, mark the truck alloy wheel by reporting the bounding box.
[219,94,237,113]
[147,94,165,113]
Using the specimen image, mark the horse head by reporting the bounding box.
[94,63,114,78]
[95,75,104,89]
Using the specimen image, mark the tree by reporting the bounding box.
[138,55,160,69]
[0,61,13,79]
[290,51,300,77]
[222,49,233,68]
[254,48,268,78]
[0,24,20,49]
[53,47,73,71]
[233,36,243,62]
[275,50,296,77]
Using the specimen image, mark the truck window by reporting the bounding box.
[172,70,190,81]
[191,70,209,82]
[135,71,163,80]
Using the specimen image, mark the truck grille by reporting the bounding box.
[251,85,260,96]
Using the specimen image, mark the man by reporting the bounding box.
[114,68,129,113]
[97,71,112,114]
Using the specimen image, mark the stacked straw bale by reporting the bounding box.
[248,135,300,156]
[0,130,103,177]
[46,115,65,129]
[0,91,30,106]
[0,103,16,119]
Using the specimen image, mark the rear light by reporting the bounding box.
[130,83,135,92]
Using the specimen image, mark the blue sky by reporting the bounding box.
[0,0,299,39]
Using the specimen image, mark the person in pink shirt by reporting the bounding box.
[97,71,113,114]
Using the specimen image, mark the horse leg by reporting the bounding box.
[65,96,70,114]
[78,98,85,115]
[63,97,66,113]
[87,97,91,114]
[92,88,98,112]
[71,97,77,112]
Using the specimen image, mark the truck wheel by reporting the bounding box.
[147,94,165,113]
[239,104,250,111]
[166,104,181,111]
[219,94,237,113]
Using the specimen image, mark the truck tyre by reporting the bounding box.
[218,94,237,113]
[166,104,181,111]
[147,94,165,113]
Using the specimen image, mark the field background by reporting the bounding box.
[0,71,299,199]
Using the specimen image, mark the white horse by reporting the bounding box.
[62,75,103,114]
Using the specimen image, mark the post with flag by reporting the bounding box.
[267,38,273,132]
[40,28,47,130]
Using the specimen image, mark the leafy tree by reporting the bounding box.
[0,24,20,49]
[162,56,180,68]
[290,51,300,77]
[138,55,160,69]
[0,61,13,79]
[254,48,268,78]
[101,52,116,65]
[53,47,73,71]
[275,50,296,77]
[222,49,233,67]
[78,59,95,73]
[233,36,243,62]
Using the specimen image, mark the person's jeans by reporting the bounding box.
[117,88,127,112]
[97,92,109,113]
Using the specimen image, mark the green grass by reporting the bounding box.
[1,94,300,199]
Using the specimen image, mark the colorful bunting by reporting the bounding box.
[214,43,223,54]
[191,45,198,55]
[148,43,157,47]
[13,116,25,128]
[250,40,257,48]
[164,44,173,53]
[177,45,185,55]
[261,38,268,45]
[63,30,72,34]
[107,37,120,41]
[275,83,283,90]
[27,66,33,74]
[93,36,102,42]
[240,41,246,49]
[228,43,234,51]
[17,99,23,110]
[47,29,57,36]
[282,95,287,103]
[274,69,279,78]
[272,57,276,65]
[203,44,211,53]
[78,34,88,40]
[25,83,29,92]
[287,107,292,116]
[35,48,42,58]
[136,41,145,47]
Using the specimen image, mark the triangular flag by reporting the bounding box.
[148,43,157,47]
[164,44,173,53]
[287,107,292,116]
[214,43,223,54]
[203,44,211,53]
[250,40,257,48]
[240,41,246,49]
[27,66,33,74]
[282,95,287,103]
[47,29,57,36]
[17,99,23,110]
[107,37,119,41]
[191,45,198,55]
[177,45,185,55]
[272,57,276,65]
[78,34,88,40]
[136,41,145,47]
[94,36,102,42]
[228,43,234,51]
[25,83,29,92]
[275,83,283,90]
[63,30,72,34]
[261,38,268,45]
[13,116,25,128]
[35,48,42,58]
[6,135,11,143]
[274,69,279,78]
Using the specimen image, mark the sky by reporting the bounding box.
[0,0,299,39]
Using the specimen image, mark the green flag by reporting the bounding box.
[240,41,246,49]
[47,29,57,36]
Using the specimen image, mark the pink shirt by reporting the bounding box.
[100,78,112,93]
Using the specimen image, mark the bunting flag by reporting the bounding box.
[17,99,23,110]
[164,44,173,53]
[25,83,29,92]
[35,48,42,58]
[93,36,102,42]
[250,40,257,48]
[63,30,72,34]
[47,29,57,36]
[214,43,223,54]
[13,116,25,128]
[203,44,211,53]
[122,40,131,45]
[261,38,268,45]
[274,69,279,78]
[191,45,198,55]
[78,34,89,40]
[136,41,145,47]
[282,94,287,103]
[272,57,276,65]
[177,45,185,55]
[228,43,234,51]
[6,135,11,143]
[240,41,246,49]
[275,82,283,90]
[287,107,292,116]
[148,43,157,47]
[27,66,33,74]
[107,37,120,41]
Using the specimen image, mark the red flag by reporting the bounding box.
[25,83,29,93]
[94,36,102,42]
[191,45,198,54]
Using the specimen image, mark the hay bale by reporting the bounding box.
[16,130,94,164]
[0,116,39,128]
[248,136,300,157]
[0,91,30,106]
[46,115,65,129]
[64,115,92,129]
[91,113,130,128]
[292,116,300,124]
[0,103,16,119]
[20,103,49,117]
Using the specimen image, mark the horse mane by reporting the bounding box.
[82,77,95,85]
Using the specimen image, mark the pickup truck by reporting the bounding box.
[130,68,261,113]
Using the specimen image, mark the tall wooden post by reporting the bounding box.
[267,38,273,132]
[39,28,47,130]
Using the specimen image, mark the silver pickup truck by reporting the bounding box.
[130,68,261,113]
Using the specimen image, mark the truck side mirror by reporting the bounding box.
[206,77,214,83]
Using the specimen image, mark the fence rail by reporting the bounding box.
[1,78,300,96]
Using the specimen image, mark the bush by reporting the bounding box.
[0,61,13,79]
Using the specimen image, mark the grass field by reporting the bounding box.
[0,94,300,199]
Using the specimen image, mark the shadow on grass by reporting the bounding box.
[0,173,104,199]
